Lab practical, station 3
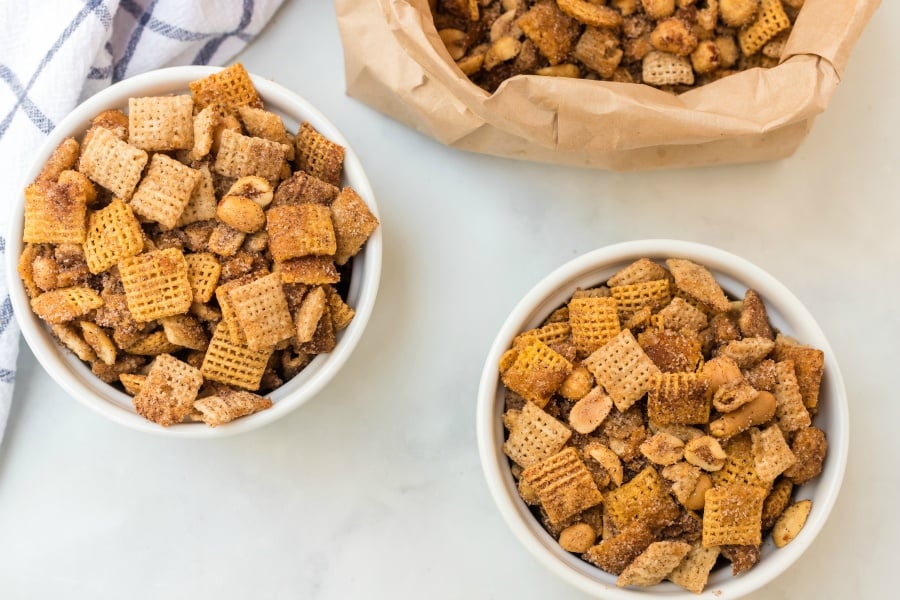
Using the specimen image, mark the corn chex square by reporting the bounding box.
[604,466,680,531]
[500,338,573,408]
[238,106,291,153]
[133,353,203,427]
[513,321,571,349]
[176,164,217,227]
[275,256,340,285]
[23,181,87,244]
[656,296,708,333]
[128,95,194,151]
[78,127,148,200]
[583,329,660,412]
[568,296,620,357]
[647,371,711,425]
[31,286,103,324]
[184,252,222,303]
[502,401,572,468]
[119,248,193,322]
[666,543,720,594]
[712,433,767,489]
[201,323,272,391]
[214,129,286,183]
[296,302,336,354]
[325,286,354,331]
[296,122,345,187]
[161,315,209,351]
[521,447,603,525]
[666,258,731,313]
[702,484,766,547]
[751,424,797,482]
[739,0,791,56]
[642,51,694,86]
[610,279,671,321]
[773,360,812,432]
[126,330,180,356]
[608,258,668,287]
[83,199,144,274]
[187,105,218,161]
[639,329,702,373]
[330,187,379,266]
[194,389,273,427]
[773,336,825,410]
[215,275,256,345]
[130,154,201,230]
[585,521,655,576]
[272,171,339,207]
[189,63,263,111]
[227,272,294,350]
[717,336,775,368]
[617,541,692,588]
[266,204,337,262]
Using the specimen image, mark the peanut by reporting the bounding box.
[720,0,759,27]
[439,28,469,61]
[642,0,676,19]
[80,321,117,366]
[713,380,757,413]
[683,435,727,471]
[715,35,740,68]
[640,432,685,466]
[662,461,701,505]
[217,196,266,233]
[557,0,623,28]
[226,176,273,208]
[535,64,581,78]
[702,356,743,393]
[483,36,521,71]
[457,51,485,76]
[569,387,613,434]
[684,473,712,510]
[613,1,640,17]
[649,423,704,443]
[559,365,594,400]
[31,256,59,291]
[587,444,624,487]
[518,478,540,505]
[772,500,812,548]
[709,390,776,438]
[650,18,698,56]
[691,40,721,75]
[490,10,523,43]
[559,523,597,553]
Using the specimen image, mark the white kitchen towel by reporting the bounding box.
[0,0,284,445]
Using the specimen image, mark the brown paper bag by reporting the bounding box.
[335,0,880,170]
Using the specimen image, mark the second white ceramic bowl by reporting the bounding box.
[476,240,847,599]
[6,66,382,437]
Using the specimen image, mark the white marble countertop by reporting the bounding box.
[1,1,896,598]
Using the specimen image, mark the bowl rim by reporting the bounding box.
[6,65,383,438]
[476,239,848,599]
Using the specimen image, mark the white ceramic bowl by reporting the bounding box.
[476,240,847,599]
[6,66,382,437]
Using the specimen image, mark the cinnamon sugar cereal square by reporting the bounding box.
[583,329,660,412]
[128,95,194,151]
[133,353,203,426]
